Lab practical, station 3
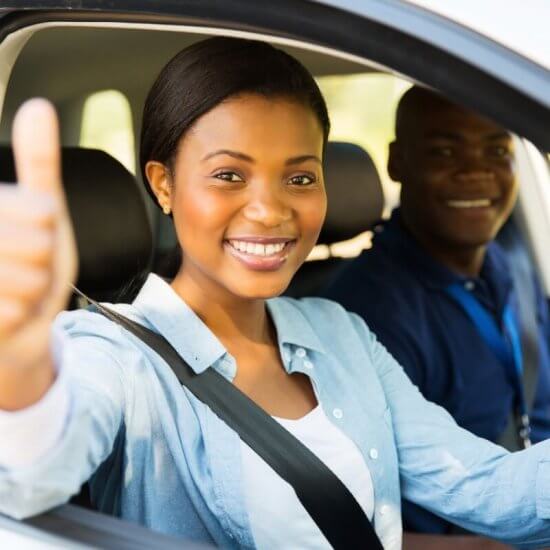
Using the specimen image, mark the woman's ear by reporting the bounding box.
[145,161,172,214]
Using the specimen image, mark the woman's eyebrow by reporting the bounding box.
[202,149,254,162]
[201,151,322,165]
[285,155,322,166]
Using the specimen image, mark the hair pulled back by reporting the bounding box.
[139,37,330,206]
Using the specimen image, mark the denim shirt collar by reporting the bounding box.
[131,273,226,374]
[131,274,325,376]
[267,297,327,357]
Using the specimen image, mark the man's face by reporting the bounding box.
[390,100,518,250]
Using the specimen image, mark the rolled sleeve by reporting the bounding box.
[0,310,129,520]
[350,312,550,548]
[537,461,550,520]
[0,326,70,468]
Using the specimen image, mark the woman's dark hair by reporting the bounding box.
[139,37,330,206]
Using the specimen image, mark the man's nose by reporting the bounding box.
[242,184,292,227]
[455,169,496,183]
[455,149,496,182]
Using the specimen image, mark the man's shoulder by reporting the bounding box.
[323,242,422,309]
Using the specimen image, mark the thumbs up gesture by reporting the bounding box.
[0,99,77,410]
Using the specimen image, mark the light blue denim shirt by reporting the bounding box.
[1,273,550,549]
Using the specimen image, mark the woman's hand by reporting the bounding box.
[0,99,78,410]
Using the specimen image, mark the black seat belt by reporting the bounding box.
[84,298,383,550]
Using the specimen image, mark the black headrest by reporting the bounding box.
[0,146,152,297]
[319,142,384,244]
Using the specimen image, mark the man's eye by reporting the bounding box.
[429,146,454,158]
[488,145,510,158]
[288,174,315,186]
[213,171,244,183]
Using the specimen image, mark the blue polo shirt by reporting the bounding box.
[324,209,550,533]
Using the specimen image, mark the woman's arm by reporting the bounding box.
[351,313,550,548]
[0,317,128,519]
[0,100,125,519]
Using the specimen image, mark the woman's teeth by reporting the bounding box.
[228,240,287,256]
[446,199,492,208]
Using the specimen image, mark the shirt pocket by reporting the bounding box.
[536,460,550,518]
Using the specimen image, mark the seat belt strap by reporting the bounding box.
[504,242,540,427]
[84,298,383,550]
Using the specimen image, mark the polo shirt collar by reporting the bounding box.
[378,209,512,297]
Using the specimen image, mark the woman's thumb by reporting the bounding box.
[12,98,62,197]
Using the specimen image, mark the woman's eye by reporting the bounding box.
[213,171,244,183]
[288,174,315,186]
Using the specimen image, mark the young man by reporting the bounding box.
[324,87,550,534]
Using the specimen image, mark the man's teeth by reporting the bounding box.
[229,240,287,256]
[446,199,491,208]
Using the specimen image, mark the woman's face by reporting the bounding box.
[149,94,326,300]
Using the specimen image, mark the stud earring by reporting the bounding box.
[162,204,171,215]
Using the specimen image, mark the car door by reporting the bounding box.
[0,1,547,548]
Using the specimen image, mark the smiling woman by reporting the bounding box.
[2,36,550,550]
[146,95,326,301]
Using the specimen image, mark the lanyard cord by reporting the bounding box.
[445,283,531,448]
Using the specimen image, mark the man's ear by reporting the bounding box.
[145,161,172,211]
[387,140,404,183]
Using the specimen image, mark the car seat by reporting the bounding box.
[0,146,153,304]
[284,141,384,297]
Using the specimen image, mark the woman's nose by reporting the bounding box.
[242,185,292,227]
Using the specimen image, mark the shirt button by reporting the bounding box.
[464,281,475,291]
[369,448,379,460]
[333,408,343,419]
[296,347,307,358]
[303,360,314,369]
[379,505,390,516]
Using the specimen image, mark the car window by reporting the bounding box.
[0,13,548,548]
[79,89,135,174]
[317,73,410,212]
[311,73,410,259]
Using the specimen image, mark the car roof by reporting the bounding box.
[403,0,550,70]
[0,1,548,150]
[316,0,550,71]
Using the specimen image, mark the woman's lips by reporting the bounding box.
[224,238,296,271]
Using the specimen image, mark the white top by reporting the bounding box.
[241,405,374,549]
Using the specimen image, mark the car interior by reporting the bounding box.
[0,26,400,302]
[0,19,549,549]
